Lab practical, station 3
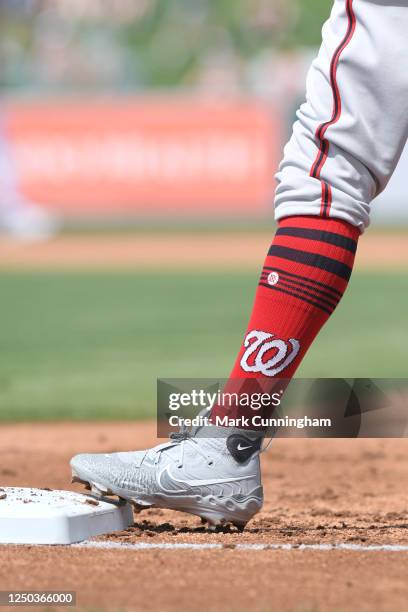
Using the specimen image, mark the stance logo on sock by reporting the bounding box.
[267,271,279,286]
[240,330,300,377]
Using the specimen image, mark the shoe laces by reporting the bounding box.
[149,426,213,468]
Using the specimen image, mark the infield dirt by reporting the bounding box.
[1,422,408,611]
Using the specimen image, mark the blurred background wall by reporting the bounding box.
[1,0,406,226]
[0,1,407,421]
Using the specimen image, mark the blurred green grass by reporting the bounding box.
[0,270,406,421]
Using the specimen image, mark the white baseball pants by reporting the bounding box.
[274,0,408,231]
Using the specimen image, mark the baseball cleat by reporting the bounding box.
[70,426,264,529]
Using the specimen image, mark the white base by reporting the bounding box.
[0,487,133,545]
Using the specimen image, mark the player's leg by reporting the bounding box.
[275,0,408,228]
[71,0,408,528]
[213,0,408,425]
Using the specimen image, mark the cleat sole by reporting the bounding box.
[71,475,91,491]
[71,470,259,530]
[130,500,151,513]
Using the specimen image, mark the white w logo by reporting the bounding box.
[240,330,300,377]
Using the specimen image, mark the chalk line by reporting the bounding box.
[73,541,408,552]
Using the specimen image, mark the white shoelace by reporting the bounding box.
[148,430,213,468]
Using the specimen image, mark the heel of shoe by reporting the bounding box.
[198,488,263,530]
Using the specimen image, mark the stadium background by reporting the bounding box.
[0,0,407,422]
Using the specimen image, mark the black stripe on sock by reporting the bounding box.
[259,283,333,315]
[261,270,341,306]
[276,227,357,254]
[262,266,343,298]
[274,278,338,311]
[267,245,352,281]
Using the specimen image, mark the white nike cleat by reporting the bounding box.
[70,426,264,530]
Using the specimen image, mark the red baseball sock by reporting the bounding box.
[211,215,360,428]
